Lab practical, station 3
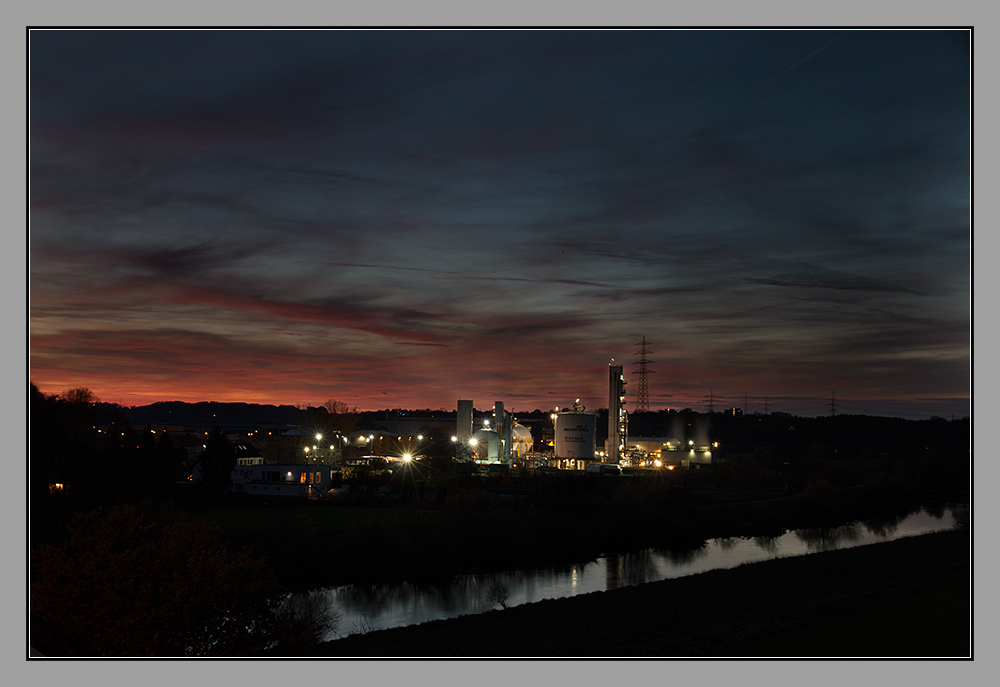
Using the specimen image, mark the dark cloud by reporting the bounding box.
[29,30,970,418]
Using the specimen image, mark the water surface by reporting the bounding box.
[317,506,963,641]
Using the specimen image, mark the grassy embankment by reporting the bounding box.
[305,528,970,658]
[196,467,961,591]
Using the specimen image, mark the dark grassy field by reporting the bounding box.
[306,528,970,658]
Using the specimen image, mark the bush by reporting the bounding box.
[30,503,327,656]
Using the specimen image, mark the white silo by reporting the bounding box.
[554,408,596,461]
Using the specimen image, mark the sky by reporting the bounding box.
[28,29,971,419]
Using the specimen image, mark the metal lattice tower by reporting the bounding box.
[633,336,654,413]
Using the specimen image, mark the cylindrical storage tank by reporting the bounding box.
[472,428,499,461]
[511,423,534,457]
[554,412,596,460]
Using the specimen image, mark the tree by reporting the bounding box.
[30,503,335,656]
[322,398,359,435]
[196,426,236,492]
[63,387,98,405]
[484,579,510,609]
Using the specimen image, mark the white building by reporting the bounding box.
[228,463,333,498]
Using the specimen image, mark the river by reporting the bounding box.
[313,505,965,642]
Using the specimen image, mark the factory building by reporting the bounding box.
[463,400,535,463]
[624,438,715,467]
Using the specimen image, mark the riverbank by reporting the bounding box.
[306,528,970,658]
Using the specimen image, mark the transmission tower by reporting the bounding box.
[633,336,654,413]
[829,390,839,416]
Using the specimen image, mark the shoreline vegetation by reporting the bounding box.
[307,528,970,658]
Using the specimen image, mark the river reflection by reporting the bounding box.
[318,506,959,641]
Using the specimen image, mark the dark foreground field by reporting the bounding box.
[308,528,970,658]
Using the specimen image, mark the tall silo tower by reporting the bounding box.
[608,361,627,464]
[457,400,474,444]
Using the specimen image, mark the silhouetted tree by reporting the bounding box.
[197,426,236,492]
[62,387,97,405]
[320,398,360,436]
[484,579,510,609]
[155,430,187,483]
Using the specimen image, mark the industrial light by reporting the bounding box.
[316,433,322,440]
[403,454,412,462]
[451,436,458,442]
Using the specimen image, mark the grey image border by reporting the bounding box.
[16,9,981,687]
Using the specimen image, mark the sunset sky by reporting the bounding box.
[28,29,970,418]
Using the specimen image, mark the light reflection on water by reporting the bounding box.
[318,506,959,641]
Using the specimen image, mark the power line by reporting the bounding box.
[633,336,654,413]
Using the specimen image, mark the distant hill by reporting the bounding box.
[124,401,308,430]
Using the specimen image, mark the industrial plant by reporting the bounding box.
[188,349,715,496]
